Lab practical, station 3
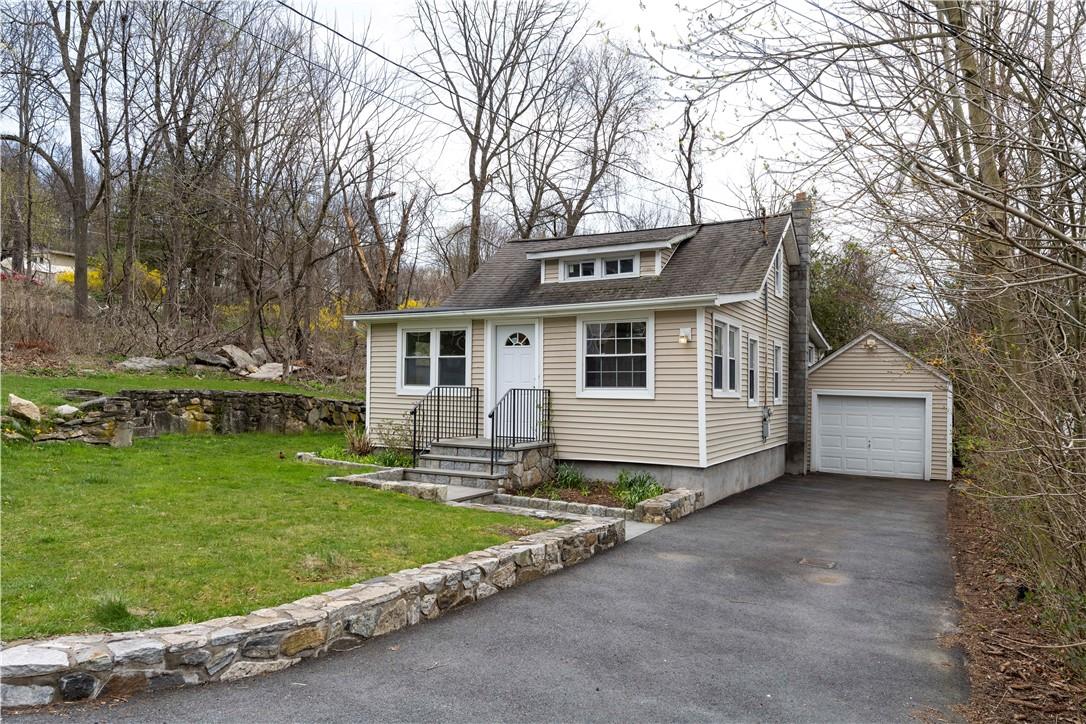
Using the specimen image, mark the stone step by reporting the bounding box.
[403,468,507,490]
[429,437,555,460]
[417,453,512,474]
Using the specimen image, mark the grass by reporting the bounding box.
[1,431,555,640]
[1,369,357,408]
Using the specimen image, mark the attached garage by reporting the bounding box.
[807,331,952,481]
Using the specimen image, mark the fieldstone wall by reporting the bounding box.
[0,510,622,708]
[634,489,705,523]
[495,488,704,524]
[503,443,557,491]
[38,390,364,445]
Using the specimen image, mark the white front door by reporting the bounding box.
[816,394,927,479]
[494,324,538,440]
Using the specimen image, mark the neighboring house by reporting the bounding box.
[0,247,76,282]
[348,193,951,506]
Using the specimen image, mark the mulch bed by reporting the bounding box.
[946,488,1085,722]
[521,482,626,509]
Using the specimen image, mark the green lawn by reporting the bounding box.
[1,431,552,640]
[1,370,358,408]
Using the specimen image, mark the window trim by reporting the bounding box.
[772,341,783,405]
[560,253,641,282]
[395,322,473,395]
[575,312,655,399]
[746,332,760,408]
[711,312,742,399]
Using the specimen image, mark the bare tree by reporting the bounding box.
[660,0,1086,648]
[676,99,703,224]
[415,0,584,272]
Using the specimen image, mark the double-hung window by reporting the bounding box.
[712,317,741,396]
[577,315,654,398]
[747,336,759,406]
[399,327,468,393]
[772,342,782,404]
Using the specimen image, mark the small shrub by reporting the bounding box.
[374,415,412,459]
[367,448,413,468]
[612,469,666,508]
[554,463,586,488]
[345,423,374,456]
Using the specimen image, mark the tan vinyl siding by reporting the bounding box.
[639,250,655,275]
[543,309,700,465]
[807,339,951,480]
[543,260,559,283]
[704,269,790,465]
[366,320,485,440]
[658,247,674,271]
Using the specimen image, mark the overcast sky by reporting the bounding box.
[302,0,812,226]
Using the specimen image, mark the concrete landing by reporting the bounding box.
[624,520,660,540]
[445,485,493,502]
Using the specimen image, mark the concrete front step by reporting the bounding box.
[403,467,507,490]
[429,437,555,460]
[417,453,512,474]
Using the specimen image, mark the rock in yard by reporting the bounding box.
[7,394,40,423]
[57,388,104,402]
[246,362,285,381]
[116,356,182,372]
[53,404,80,418]
[192,351,231,368]
[250,347,269,365]
[218,344,257,370]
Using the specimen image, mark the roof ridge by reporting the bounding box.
[510,212,789,244]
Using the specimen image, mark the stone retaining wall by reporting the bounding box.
[0,510,622,708]
[493,488,704,524]
[38,390,364,445]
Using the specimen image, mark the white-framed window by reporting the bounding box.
[747,334,759,407]
[772,342,783,404]
[711,314,741,397]
[561,254,639,282]
[603,256,635,276]
[575,313,654,399]
[565,259,596,279]
[397,325,471,394]
[773,247,784,296]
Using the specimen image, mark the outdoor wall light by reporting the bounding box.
[678,327,692,344]
[863,336,878,351]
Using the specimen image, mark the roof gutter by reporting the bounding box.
[345,293,721,324]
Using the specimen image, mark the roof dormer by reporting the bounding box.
[531,229,695,284]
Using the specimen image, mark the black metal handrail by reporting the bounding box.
[409,386,480,466]
[487,388,551,473]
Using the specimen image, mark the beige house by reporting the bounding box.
[349,194,950,506]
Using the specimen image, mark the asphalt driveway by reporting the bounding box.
[19,474,967,723]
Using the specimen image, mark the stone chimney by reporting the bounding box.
[786,192,812,475]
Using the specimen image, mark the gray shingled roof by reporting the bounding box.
[434,214,791,311]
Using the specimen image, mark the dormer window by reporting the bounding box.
[566,260,595,279]
[604,257,634,276]
[560,255,637,282]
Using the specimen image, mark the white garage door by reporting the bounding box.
[815,395,927,479]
